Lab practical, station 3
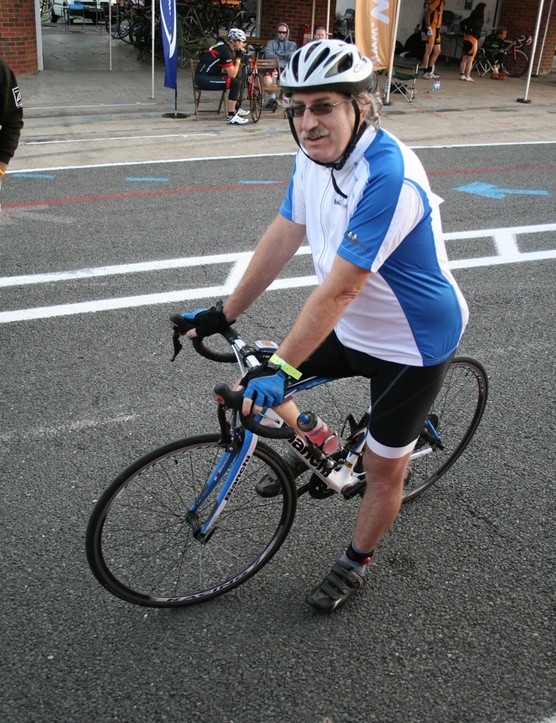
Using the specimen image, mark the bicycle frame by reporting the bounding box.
[189,375,369,541]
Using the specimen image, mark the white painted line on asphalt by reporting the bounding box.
[24,133,219,146]
[7,141,556,174]
[6,152,298,175]
[0,224,554,324]
[0,250,258,287]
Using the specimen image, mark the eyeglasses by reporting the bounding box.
[277,30,287,34]
[285,99,351,119]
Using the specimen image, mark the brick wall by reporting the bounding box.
[499,0,556,75]
[260,0,337,47]
[0,0,38,76]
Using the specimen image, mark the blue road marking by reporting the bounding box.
[125,177,169,182]
[454,182,550,199]
[239,180,282,185]
[12,173,56,179]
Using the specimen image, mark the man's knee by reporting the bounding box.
[363,447,410,489]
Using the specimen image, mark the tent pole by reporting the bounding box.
[535,0,553,75]
[384,0,401,105]
[517,0,545,104]
[151,0,155,99]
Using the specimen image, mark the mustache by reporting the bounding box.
[300,128,330,141]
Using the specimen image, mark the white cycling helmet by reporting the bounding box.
[228,28,247,43]
[280,40,375,96]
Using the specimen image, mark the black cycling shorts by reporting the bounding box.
[298,332,455,459]
[195,74,240,101]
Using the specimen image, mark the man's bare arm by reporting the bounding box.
[223,214,306,321]
[275,255,371,368]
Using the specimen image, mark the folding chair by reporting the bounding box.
[473,48,497,76]
[253,57,281,113]
[190,59,227,121]
[385,56,418,103]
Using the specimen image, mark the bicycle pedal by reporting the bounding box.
[342,479,366,499]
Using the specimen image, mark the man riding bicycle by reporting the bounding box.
[179,40,469,612]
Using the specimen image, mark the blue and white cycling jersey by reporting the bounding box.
[279,126,469,367]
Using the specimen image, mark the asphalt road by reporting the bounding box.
[1,141,555,722]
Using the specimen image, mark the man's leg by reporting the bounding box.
[353,448,411,553]
[305,353,454,612]
[428,40,441,73]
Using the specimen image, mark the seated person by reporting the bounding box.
[483,26,509,78]
[263,22,297,109]
[401,26,426,59]
[195,28,250,125]
[312,25,328,41]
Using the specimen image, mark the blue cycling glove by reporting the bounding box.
[182,301,234,337]
[242,364,288,410]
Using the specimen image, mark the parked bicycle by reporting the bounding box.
[475,32,532,78]
[237,44,267,122]
[503,33,532,77]
[86,317,488,608]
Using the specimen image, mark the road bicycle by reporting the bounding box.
[86,319,488,608]
[474,33,532,78]
[237,44,266,123]
[503,34,532,78]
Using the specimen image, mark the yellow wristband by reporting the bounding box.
[269,353,302,380]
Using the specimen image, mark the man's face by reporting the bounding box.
[314,29,327,40]
[277,27,288,37]
[233,39,245,51]
[290,91,354,165]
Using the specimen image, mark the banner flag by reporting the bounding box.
[355,0,399,70]
[160,0,178,90]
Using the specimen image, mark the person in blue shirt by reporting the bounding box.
[263,22,297,109]
[179,41,468,612]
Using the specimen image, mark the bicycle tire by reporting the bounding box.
[250,73,263,123]
[237,65,248,112]
[402,357,488,502]
[505,49,529,78]
[86,434,297,608]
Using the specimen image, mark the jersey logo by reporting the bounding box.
[334,197,348,208]
[12,86,22,109]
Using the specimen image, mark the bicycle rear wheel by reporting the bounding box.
[402,357,488,502]
[505,49,529,78]
[86,435,297,607]
[250,72,263,123]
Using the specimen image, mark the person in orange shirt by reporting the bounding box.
[420,0,445,80]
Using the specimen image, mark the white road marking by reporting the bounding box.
[0,224,554,324]
[7,140,556,175]
[23,133,219,146]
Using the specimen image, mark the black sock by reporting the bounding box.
[345,542,374,564]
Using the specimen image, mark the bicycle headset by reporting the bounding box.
[279,40,378,180]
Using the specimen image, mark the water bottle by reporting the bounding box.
[432,77,440,93]
[297,411,339,454]
[272,69,278,85]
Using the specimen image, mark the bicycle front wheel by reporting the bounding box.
[237,66,248,111]
[505,49,529,78]
[86,435,297,607]
[403,357,488,502]
[250,73,263,123]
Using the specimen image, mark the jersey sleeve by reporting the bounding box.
[219,44,234,69]
[279,155,306,224]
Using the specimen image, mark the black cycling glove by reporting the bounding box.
[182,301,234,337]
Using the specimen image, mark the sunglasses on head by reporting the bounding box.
[285,99,351,119]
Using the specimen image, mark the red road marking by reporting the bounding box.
[4,164,555,209]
